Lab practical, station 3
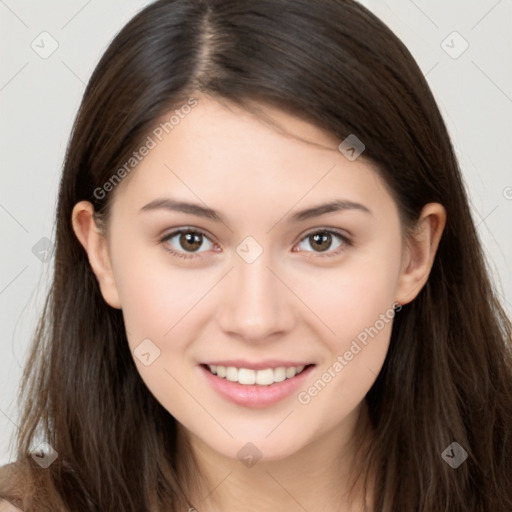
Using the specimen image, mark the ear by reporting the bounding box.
[395,202,446,306]
[71,201,122,309]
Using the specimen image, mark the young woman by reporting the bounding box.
[1,0,511,510]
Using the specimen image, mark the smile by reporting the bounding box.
[199,362,316,408]
[206,364,308,385]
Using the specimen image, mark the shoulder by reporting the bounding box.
[0,500,23,512]
[0,462,28,508]
[0,460,25,484]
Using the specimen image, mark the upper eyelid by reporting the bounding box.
[299,226,351,239]
[161,226,214,240]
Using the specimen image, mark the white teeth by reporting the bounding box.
[273,367,287,382]
[286,367,297,378]
[226,366,238,382]
[207,364,308,385]
[256,368,274,386]
[239,368,256,385]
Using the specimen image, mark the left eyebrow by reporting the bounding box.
[287,199,373,223]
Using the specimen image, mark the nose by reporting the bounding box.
[216,253,297,343]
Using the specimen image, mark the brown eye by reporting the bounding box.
[308,232,333,252]
[295,229,352,257]
[179,232,203,252]
[161,229,215,258]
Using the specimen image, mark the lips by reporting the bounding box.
[199,361,316,408]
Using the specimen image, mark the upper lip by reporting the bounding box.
[201,360,314,370]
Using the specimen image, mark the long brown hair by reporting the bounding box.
[1,0,511,510]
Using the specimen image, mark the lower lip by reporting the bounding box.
[199,364,315,408]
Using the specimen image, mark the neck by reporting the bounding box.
[175,402,375,512]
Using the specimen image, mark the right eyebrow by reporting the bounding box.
[139,198,226,223]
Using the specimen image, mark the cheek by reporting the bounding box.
[292,238,401,404]
[111,239,201,342]
[296,235,402,343]
[111,246,205,410]
[111,241,219,394]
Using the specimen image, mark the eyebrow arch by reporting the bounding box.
[139,199,226,223]
[287,199,372,222]
[138,198,372,223]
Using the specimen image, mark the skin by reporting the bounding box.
[72,93,446,512]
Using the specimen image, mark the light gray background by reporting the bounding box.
[1,0,511,466]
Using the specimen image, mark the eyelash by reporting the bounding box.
[159,227,353,260]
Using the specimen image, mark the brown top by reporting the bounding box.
[0,462,27,509]
[0,500,23,511]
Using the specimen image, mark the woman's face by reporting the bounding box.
[80,94,427,462]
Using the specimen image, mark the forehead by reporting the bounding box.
[110,94,393,222]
